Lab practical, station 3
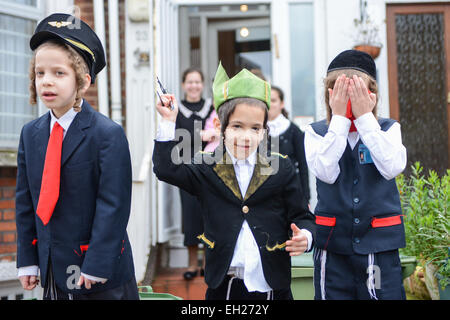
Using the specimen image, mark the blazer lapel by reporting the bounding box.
[32,112,51,168]
[244,153,274,201]
[213,152,243,201]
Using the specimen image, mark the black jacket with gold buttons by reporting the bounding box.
[152,140,316,290]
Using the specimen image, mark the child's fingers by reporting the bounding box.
[336,75,345,97]
[358,76,368,90]
[290,223,302,236]
[156,93,176,110]
[19,276,30,289]
[85,278,96,290]
[334,75,342,92]
[285,241,307,256]
[286,232,308,249]
[29,275,38,289]
[355,75,368,97]
[342,77,350,99]
[340,76,350,99]
[77,275,84,287]
[157,94,171,108]
[348,79,355,99]
[351,75,360,94]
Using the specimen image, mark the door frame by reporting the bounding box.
[386,3,450,165]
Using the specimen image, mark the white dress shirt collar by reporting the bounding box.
[49,100,82,138]
[267,113,291,137]
[226,147,257,167]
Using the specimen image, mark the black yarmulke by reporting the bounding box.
[327,49,376,80]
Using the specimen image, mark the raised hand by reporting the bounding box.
[155,93,179,123]
[329,74,350,117]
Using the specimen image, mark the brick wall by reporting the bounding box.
[0,167,17,262]
[75,0,99,111]
[75,0,127,129]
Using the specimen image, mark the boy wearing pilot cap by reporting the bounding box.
[305,50,407,300]
[153,63,316,300]
[16,13,138,300]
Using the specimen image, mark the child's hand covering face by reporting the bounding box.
[328,74,350,117]
[329,74,377,120]
[348,75,377,118]
[223,103,266,160]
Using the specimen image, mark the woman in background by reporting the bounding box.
[176,68,214,280]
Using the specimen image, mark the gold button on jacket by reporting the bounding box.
[242,205,249,214]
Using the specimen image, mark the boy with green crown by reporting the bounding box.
[152,63,316,300]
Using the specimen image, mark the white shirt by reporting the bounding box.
[226,148,272,292]
[304,113,407,184]
[50,106,78,139]
[267,114,291,137]
[18,100,107,284]
[157,120,313,293]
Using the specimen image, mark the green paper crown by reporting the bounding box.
[212,62,271,111]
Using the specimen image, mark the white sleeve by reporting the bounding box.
[354,113,407,180]
[17,265,39,277]
[304,115,351,184]
[156,119,176,141]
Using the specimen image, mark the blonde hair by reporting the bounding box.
[323,69,378,123]
[29,40,89,112]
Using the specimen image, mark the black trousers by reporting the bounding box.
[43,261,139,300]
[206,276,293,300]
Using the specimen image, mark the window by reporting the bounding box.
[0,1,42,150]
[289,2,315,118]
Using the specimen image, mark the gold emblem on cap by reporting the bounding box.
[48,21,72,28]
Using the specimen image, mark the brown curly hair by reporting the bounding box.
[324,69,378,123]
[29,39,89,112]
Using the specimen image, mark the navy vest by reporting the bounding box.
[310,118,406,255]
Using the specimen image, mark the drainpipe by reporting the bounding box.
[93,0,109,118]
[108,0,123,126]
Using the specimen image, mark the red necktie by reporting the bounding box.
[346,90,373,132]
[36,122,63,226]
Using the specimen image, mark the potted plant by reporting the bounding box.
[352,15,383,59]
[396,163,450,299]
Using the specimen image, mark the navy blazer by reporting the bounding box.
[15,101,135,295]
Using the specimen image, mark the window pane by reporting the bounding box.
[289,3,315,118]
[0,13,37,148]
[2,0,37,7]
